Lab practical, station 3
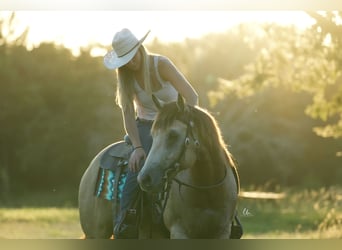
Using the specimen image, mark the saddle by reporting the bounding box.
[95,137,131,201]
[100,136,132,171]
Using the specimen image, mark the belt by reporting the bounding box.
[137,117,154,124]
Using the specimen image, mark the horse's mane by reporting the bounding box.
[153,102,237,169]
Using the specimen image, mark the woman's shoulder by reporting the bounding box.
[150,53,169,63]
[150,54,177,81]
[153,55,173,72]
[156,54,170,63]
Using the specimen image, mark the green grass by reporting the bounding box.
[0,207,81,239]
[238,186,342,238]
[0,186,341,239]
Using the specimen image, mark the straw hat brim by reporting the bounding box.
[104,30,150,70]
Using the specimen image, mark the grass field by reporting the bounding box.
[0,186,341,239]
[239,186,342,239]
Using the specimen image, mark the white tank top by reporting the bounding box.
[134,56,178,120]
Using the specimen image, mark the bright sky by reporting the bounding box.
[6,11,316,56]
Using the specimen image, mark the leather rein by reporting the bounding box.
[158,119,229,222]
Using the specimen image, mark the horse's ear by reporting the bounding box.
[176,93,185,112]
[152,94,162,110]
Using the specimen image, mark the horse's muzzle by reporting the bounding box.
[137,171,164,193]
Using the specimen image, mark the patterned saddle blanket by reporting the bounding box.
[94,139,132,201]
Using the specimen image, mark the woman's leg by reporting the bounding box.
[114,119,153,238]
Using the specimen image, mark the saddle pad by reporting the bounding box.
[100,141,132,171]
[95,168,127,201]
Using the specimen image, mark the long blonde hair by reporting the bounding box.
[116,46,152,113]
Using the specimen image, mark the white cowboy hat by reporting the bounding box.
[104,28,150,70]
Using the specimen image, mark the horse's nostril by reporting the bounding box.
[138,173,153,190]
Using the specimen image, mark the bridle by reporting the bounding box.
[157,119,229,218]
[162,119,228,191]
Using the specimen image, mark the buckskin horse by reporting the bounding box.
[78,95,240,239]
[137,95,240,238]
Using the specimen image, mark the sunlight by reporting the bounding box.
[12,11,315,56]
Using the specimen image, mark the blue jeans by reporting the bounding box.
[115,118,153,225]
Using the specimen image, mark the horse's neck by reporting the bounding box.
[191,148,226,186]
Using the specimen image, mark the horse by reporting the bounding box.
[137,95,240,239]
[78,95,241,239]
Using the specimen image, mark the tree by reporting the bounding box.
[211,12,342,141]
[304,11,342,140]
[0,13,121,196]
[0,12,29,199]
[208,15,342,186]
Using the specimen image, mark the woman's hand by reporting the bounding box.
[128,147,146,173]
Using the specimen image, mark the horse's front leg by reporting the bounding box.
[217,220,233,239]
[169,224,189,239]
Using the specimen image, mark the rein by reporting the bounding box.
[173,167,227,190]
[159,119,229,217]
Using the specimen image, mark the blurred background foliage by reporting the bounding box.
[0,12,341,201]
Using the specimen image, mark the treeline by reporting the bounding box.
[0,43,123,196]
[1,13,341,200]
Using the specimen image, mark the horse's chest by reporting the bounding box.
[164,191,229,238]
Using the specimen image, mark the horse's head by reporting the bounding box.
[137,95,200,192]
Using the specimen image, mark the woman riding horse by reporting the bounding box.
[103,28,198,238]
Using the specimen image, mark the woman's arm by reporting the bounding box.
[158,56,199,106]
[122,106,145,172]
